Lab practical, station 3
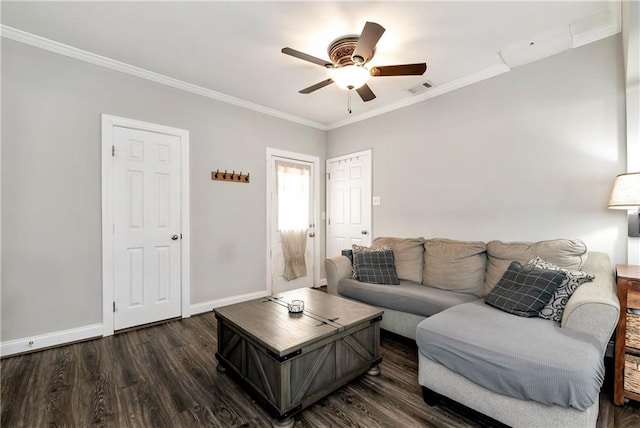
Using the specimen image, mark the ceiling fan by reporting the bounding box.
[282,21,427,103]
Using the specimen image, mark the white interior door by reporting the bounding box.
[327,150,372,257]
[268,153,317,294]
[112,126,182,330]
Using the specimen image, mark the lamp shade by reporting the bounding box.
[608,172,640,209]
[330,65,370,90]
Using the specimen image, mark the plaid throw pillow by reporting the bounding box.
[527,257,595,323]
[353,248,400,285]
[351,244,392,279]
[485,261,566,317]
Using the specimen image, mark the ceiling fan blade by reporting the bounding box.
[352,22,385,63]
[356,84,376,102]
[299,78,335,94]
[370,63,427,77]
[282,47,333,68]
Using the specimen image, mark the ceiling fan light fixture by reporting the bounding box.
[282,21,426,102]
[330,65,370,90]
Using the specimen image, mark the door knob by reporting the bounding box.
[171,234,179,241]
[309,232,316,238]
[361,230,368,235]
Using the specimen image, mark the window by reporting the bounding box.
[276,160,310,231]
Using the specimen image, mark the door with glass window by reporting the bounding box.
[269,156,316,293]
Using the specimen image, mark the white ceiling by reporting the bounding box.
[1,1,621,130]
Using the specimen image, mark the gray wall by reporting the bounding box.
[1,33,628,344]
[327,35,628,263]
[1,39,326,341]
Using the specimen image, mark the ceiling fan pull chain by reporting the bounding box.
[348,91,352,114]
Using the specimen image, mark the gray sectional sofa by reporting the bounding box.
[324,237,620,428]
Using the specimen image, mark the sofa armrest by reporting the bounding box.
[324,256,352,295]
[561,251,620,354]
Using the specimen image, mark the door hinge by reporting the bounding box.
[112,145,115,157]
[180,233,183,239]
[326,173,330,180]
[113,302,116,312]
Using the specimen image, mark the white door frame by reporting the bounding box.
[326,149,373,257]
[101,114,190,337]
[266,148,320,294]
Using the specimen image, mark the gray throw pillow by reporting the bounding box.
[527,256,595,323]
[353,249,400,285]
[484,239,588,296]
[341,249,354,264]
[485,261,566,317]
[351,244,391,279]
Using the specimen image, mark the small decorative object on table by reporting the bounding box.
[288,299,304,313]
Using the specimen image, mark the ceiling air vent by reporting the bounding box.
[406,81,433,96]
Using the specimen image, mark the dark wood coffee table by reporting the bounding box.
[214,288,383,427]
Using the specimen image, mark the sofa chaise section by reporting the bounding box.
[417,251,619,428]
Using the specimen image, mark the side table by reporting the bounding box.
[614,264,640,405]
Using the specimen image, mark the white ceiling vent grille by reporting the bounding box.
[406,81,434,96]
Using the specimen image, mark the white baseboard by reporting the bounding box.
[1,288,318,356]
[1,323,104,358]
[190,290,270,316]
[318,278,328,286]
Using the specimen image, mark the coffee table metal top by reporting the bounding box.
[214,288,383,356]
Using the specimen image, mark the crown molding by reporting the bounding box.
[571,2,622,48]
[1,12,622,132]
[0,25,328,131]
[326,64,511,130]
[327,7,622,131]
[572,21,621,48]
[0,24,508,132]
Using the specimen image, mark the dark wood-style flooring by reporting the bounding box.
[2,311,640,427]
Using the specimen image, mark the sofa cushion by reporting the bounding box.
[353,249,400,285]
[337,278,478,318]
[484,239,588,296]
[527,257,595,323]
[423,239,487,296]
[372,237,425,283]
[485,261,566,317]
[416,300,604,410]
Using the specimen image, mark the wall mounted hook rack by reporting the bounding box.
[212,169,250,183]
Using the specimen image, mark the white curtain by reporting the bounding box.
[281,229,307,280]
[276,160,310,280]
